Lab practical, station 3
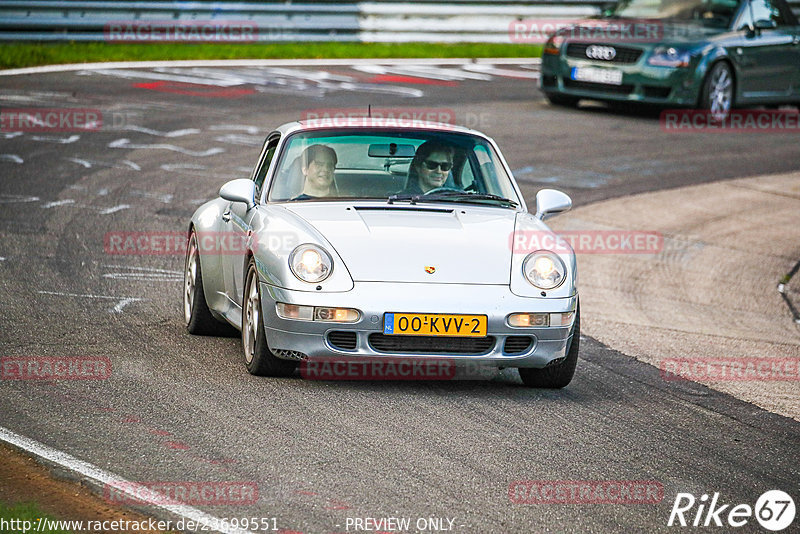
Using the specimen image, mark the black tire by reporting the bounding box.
[242,259,297,377]
[699,62,734,119]
[545,93,580,107]
[184,230,234,336]
[518,302,580,388]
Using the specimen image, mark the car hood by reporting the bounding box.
[282,203,519,284]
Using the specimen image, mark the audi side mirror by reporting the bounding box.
[754,19,777,30]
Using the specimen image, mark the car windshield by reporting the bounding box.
[611,0,742,28]
[267,129,520,208]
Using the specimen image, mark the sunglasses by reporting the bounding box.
[423,160,453,172]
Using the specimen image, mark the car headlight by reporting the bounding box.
[276,303,359,322]
[523,251,566,290]
[647,47,692,68]
[289,244,333,283]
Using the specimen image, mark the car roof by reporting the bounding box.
[273,118,486,138]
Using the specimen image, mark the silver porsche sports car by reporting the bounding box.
[184,119,580,387]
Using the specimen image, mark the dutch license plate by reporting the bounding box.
[571,67,623,85]
[384,313,487,337]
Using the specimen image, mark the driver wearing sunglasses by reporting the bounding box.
[398,141,456,195]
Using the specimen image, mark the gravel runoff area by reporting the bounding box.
[550,172,800,421]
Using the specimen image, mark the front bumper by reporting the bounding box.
[260,281,578,369]
[541,49,700,106]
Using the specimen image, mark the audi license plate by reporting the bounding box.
[571,67,623,85]
[384,313,487,337]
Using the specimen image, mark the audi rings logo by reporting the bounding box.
[586,45,617,61]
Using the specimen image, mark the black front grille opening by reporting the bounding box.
[564,79,634,95]
[368,334,496,355]
[565,43,643,64]
[328,331,358,351]
[643,85,672,99]
[503,336,534,355]
[541,74,557,87]
[273,349,307,361]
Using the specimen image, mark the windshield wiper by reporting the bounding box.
[412,191,519,208]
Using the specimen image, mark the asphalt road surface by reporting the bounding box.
[0,62,798,533]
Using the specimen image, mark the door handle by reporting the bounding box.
[221,210,231,222]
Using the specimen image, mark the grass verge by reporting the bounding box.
[0,42,542,70]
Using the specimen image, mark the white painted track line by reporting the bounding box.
[0,57,541,76]
[0,426,253,534]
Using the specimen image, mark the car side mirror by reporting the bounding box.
[754,19,777,30]
[219,179,256,209]
[534,189,572,221]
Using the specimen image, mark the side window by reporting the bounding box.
[254,137,279,195]
[737,2,754,28]
[460,158,476,190]
[473,145,497,193]
[749,0,787,26]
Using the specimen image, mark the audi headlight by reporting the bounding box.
[647,47,691,68]
[523,251,566,290]
[289,244,332,283]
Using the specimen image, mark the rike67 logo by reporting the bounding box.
[668,490,795,531]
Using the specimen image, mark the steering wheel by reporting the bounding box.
[423,187,463,195]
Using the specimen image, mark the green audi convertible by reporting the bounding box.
[540,0,800,114]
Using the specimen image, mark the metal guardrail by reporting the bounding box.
[0,1,363,41]
[0,0,799,42]
[0,0,605,42]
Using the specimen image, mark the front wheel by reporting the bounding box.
[700,62,734,119]
[184,230,233,336]
[518,303,580,388]
[242,260,297,377]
